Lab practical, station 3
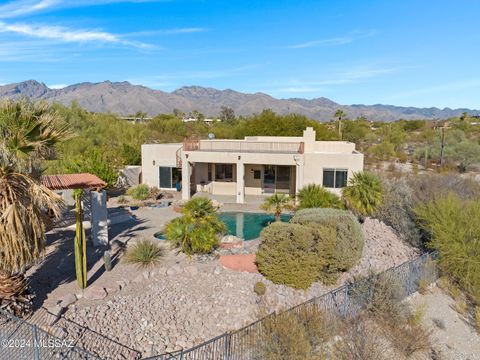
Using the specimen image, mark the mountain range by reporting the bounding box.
[1,80,479,121]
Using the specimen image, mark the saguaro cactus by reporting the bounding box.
[73,189,87,289]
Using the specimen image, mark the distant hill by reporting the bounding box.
[1,80,479,121]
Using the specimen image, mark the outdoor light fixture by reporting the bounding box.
[152,160,155,166]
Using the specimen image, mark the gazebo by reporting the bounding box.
[41,173,109,247]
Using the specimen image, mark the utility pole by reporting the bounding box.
[439,126,446,166]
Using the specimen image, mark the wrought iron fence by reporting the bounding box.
[0,307,100,360]
[146,251,438,360]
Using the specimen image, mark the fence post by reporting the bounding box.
[342,284,349,317]
[32,325,40,360]
[224,333,231,360]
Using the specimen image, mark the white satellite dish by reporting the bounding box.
[208,133,215,139]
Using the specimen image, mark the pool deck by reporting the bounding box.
[192,192,267,212]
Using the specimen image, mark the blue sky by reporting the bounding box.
[0,0,479,108]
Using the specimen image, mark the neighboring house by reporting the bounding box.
[141,127,364,203]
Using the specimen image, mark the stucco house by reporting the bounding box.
[141,127,364,203]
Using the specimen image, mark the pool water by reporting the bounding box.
[218,212,292,240]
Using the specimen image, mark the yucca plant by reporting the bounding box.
[297,184,344,210]
[125,238,163,268]
[261,193,293,220]
[342,172,383,217]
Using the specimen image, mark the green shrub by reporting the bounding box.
[163,197,225,255]
[291,208,364,274]
[254,281,266,296]
[126,184,150,200]
[261,193,293,220]
[342,171,384,217]
[256,222,328,289]
[297,184,344,210]
[414,194,480,301]
[125,238,162,268]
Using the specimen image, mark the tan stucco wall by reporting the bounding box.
[302,152,364,195]
[141,143,182,188]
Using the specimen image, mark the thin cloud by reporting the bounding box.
[288,29,377,49]
[385,79,480,101]
[0,21,151,48]
[289,37,353,49]
[0,0,168,19]
[125,27,208,37]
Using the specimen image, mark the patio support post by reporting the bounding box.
[236,161,245,204]
[294,156,304,199]
[182,157,191,201]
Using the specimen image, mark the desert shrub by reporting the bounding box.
[126,184,150,200]
[254,281,266,296]
[125,238,162,268]
[291,208,364,273]
[117,195,127,204]
[256,222,330,289]
[333,314,387,360]
[163,197,225,255]
[148,186,162,200]
[376,176,422,246]
[297,184,344,210]
[342,171,384,217]
[414,194,480,301]
[258,306,329,360]
[409,172,480,204]
[383,317,431,358]
[366,274,408,322]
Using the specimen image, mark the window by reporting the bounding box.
[253,170,261,179]
[215,164,233,181]
[323,168,348,188]
[159,167,182,188]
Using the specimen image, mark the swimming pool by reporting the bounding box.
[218,212,291,240]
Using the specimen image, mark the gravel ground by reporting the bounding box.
[36,214,421,358]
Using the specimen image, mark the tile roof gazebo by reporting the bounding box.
[41,173,106,191]
[42,173,109,247]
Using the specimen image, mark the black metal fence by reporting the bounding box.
[147,252,438,360]
[0,307,100,360]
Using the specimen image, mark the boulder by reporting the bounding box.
[83,286,107,301]
[58,293,77,308]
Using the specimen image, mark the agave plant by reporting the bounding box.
[297,184,344,210]
[342,172,383,217]
[261,193,294,220]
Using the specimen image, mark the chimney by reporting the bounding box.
[302,127,316,153]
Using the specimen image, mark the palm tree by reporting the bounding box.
[297,184,344,210]
[0,152,62,315]
[164,197,226,255]
[261,193,293,220]
[334,109,347,140]
[342,172,383,217]
[0,98,72,175]
[0,99,71,316]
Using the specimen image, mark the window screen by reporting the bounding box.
[159,167,172,188]
[322,169,335,188]
[335,170,348,188]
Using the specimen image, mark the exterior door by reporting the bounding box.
[263,165,276,193]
